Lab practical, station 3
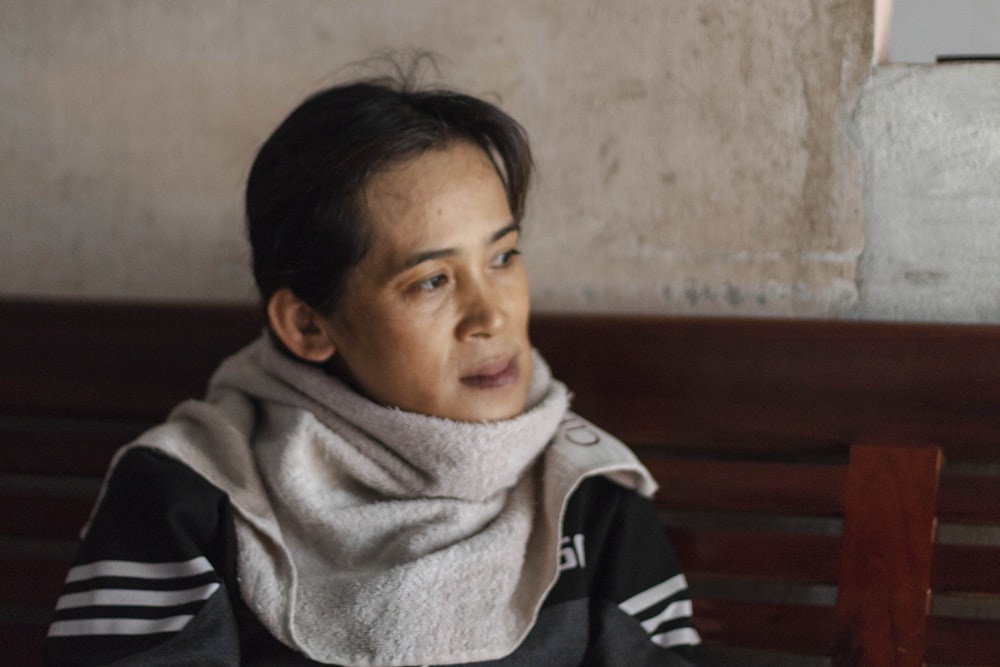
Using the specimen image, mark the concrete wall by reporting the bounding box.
[3,1,998,322]
[852,65,1000,322]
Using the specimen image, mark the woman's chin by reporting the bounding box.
[441,385,532,423]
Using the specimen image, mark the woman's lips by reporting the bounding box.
[460,357,519,389]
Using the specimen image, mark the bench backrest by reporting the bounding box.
[3,301,1000,665]
[532,315,1000,666]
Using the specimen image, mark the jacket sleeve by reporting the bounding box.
[43,447,243,667]
[569,477,709,666]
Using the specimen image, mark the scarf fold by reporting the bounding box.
[106,335,656,666]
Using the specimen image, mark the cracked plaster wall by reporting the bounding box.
[3,1,873,317]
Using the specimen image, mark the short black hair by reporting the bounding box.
[245,71,533,314]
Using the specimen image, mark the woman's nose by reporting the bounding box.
[457,279,506,339]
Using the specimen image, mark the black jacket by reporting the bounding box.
[45,447,705,666]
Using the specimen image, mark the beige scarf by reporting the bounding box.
[107,336,656,666]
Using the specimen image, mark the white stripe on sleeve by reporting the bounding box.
[55,582,220,611]
[65,557,213,583]
[651,626,702,648]
[618,573,689,616]
[640,599,694,634]
[48,614,195,637]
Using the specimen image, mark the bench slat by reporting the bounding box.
[926,616,1000,666]
[648,458,846,516]
[0,300,259,420]
[938,472,1000,525]
[0,558,72,605]
[0,424,127,476]
[531,315,1000,462]
[7,303,1000,462]
[0,625,47,666]
[1,492,96,541]
[669,528,840,584]
[694,598,834,656]
[932,543,1000,595]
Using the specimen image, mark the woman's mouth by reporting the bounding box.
[460,357,519,389]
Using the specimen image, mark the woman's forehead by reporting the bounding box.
[364,144,510,234]
[367,142,495,200]
[354,145,514,278]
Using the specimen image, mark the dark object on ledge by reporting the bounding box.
[936,54,1000,63]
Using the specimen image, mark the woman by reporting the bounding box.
[44,71,705,666]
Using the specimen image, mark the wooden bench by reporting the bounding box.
[3,299,999,666]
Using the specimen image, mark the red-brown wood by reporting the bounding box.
[833,444,942,667]
[668,528,841,583]
[937,472,1000,524]
[0,300,259,419]
[648,458,847,516]
[530,314,1000,462]
[932,543,1000,594]
[0,558,73,604]
[925,616,1000,665]
[6,301,1000,462]
[694,598,835,655]
[0,421,135,476]
[0,493,97,540]
[0,626,47,667]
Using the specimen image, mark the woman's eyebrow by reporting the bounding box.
[401,221,520,269]
[490,221,521,244]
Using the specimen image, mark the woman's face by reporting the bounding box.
[320,141,533,422]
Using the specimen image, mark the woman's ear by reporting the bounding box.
[266,288,336,362]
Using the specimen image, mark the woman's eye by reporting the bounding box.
[416,274,449,292]
[494,248,521,268]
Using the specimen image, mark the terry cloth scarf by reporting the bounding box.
[99,336,657,666]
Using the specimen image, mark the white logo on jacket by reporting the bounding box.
[559,416,601,446]
[558,534,587,571]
